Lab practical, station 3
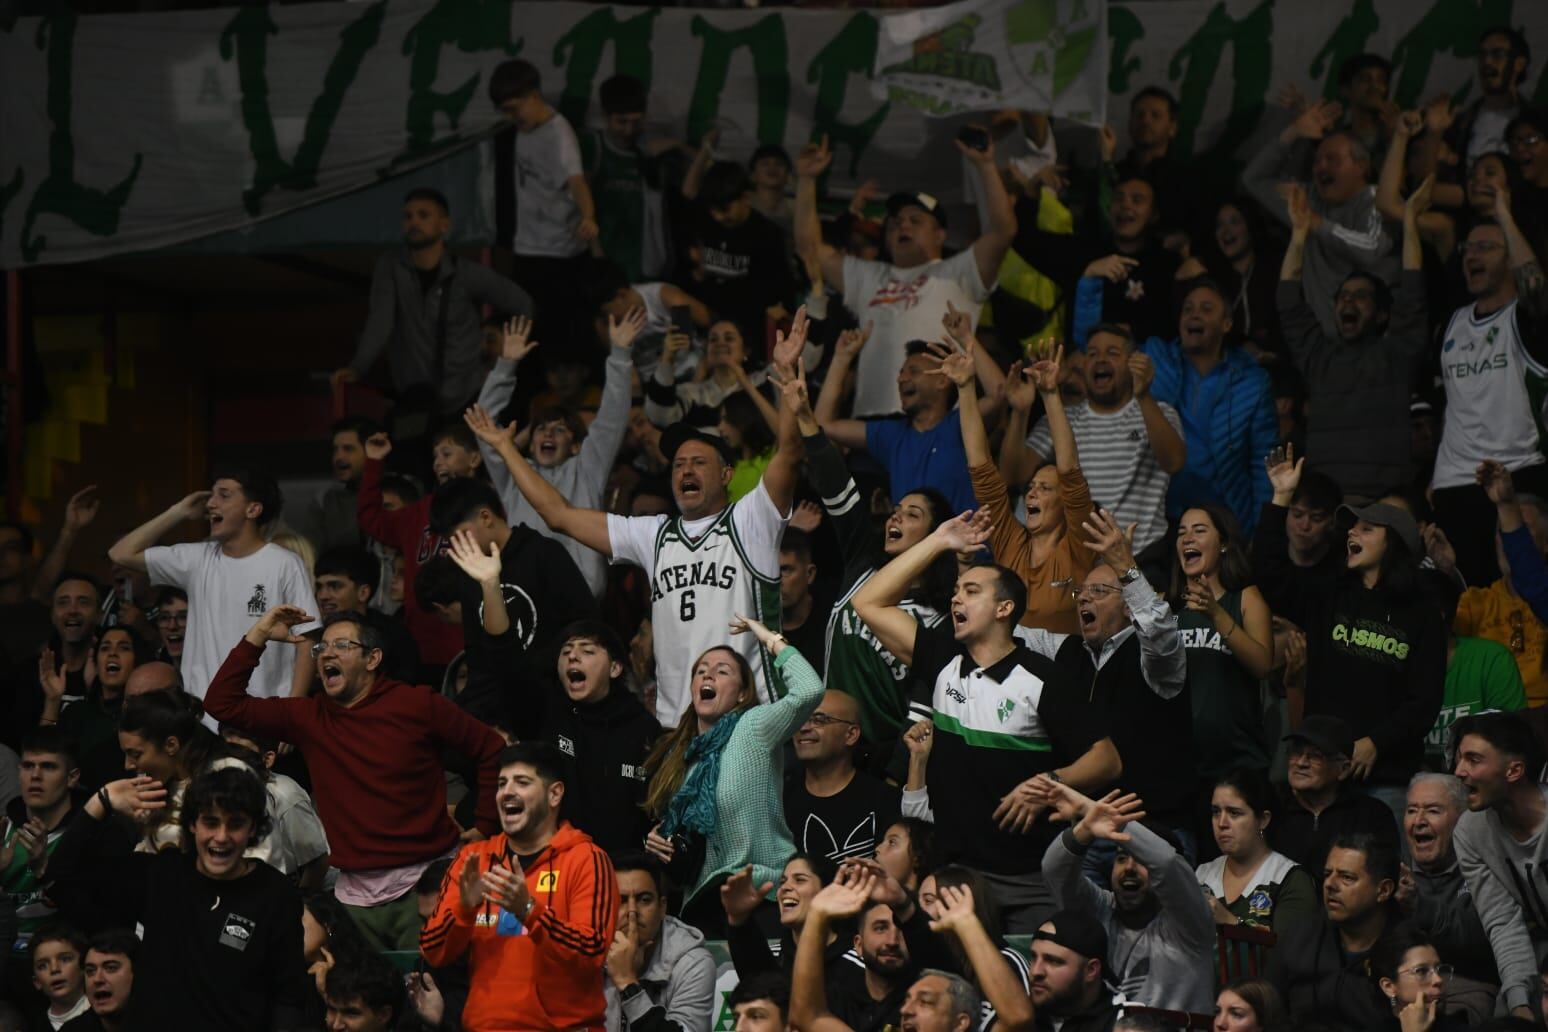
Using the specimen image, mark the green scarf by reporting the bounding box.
[659,711,744,839]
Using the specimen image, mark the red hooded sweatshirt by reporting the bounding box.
[204,638,503,870]
[420,823,617,1031]
[356,456,464,666]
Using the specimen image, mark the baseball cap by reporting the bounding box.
[659,421,736,468]
[885,191,948,229]
[1033,909,1108,968]
[1337,502,1422,556]
[1283,714,1356,759]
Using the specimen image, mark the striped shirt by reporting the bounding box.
[1026,397,1181,550]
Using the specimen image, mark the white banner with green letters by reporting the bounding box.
[3,0,1547,267]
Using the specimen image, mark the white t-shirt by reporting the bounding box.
[1027,398,1183,550]
[842,250,992,417]
[144,542,320,723]
[607,480,789,725]
[1432,300,1548,489]
[1469,106,1516,165]
[514,113,586,258]
[47,996,89,1030]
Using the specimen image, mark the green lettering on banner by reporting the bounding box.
[1390,0,1510,108]
[398,0,523,163]
[220,0,385,215]
[1167,0,1272,182]
[807,13,890,175]
[688,13,789,144]
[1106,5,1145,95]
[20,6,143,263]
[554,6,659,131]
[1309,0,1379,100]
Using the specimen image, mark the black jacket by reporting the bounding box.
[1267,913,1392,1032]
[512,680,660,856]
[1272,786,1398,871]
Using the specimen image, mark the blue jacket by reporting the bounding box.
[1075,276,1276,534]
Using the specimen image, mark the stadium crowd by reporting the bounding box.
[8,26,1548,1032]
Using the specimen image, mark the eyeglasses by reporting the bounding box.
[310,639,367,659]
[803,713,857,729]
[1398,963,1453,982]
[1512,133,1545,149]
[156,611,189,626]
[1459,240,1506,256]
[1070,584,1122,601]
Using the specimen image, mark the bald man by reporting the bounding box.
[124,661,180,698]
[784,690,901,861]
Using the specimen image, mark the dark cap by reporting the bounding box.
[1283,714,1356,759]
[885,191,948,229]
[1337,502,1422,556]
[659,422,736,468]
[1033,909,1107,967]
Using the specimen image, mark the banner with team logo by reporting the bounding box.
[4,0,1548,267]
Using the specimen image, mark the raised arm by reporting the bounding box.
[758,308,812,515]
[1130,352,1185,474]
[790,875,874,1032]
[853,511,993,667]
[107,491,209,572]
[448,531,508,636]
[793,137,846,293]
[1497,187,1548,351]
[930,885,1033,1032]
[995,366,1044,487]
[578,309,648,491]
[733,615,824,733]
[1082,509,1185,698]
[462,405,613,557]
[937,337,988,467]
[1375,112,1420,221]
[32,486,99,603]
[203,606,312,738]
[473,316,542,490]
[680,131,717,201]
[812,323,872,450]
[960,127,1017,288]
[1031,346,1077,473]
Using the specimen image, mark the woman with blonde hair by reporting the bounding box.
[643,614,822,932]
[270,529,317,583]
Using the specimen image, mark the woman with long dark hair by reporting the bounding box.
[1258,445,1445,820]
[1196,195,1284,358]
[117,691,223,851]
[1195,768,1318,933]
[642,615,823,932]
[44,625,149,788]
[1371,925,1468,1031]
[1171,503,1275,786]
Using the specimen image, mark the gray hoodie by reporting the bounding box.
[1244,135,1400,338]
[1043,824,1215,1014]
[1453,784,1548,1012]
[603,914,718,1032]
[476,344,633,597]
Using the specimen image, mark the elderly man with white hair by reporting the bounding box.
[1399,772,1499,1006]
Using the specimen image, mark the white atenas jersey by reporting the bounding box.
[608,481,788,725]
[1434,299,1548,489]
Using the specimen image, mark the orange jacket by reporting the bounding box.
[420,822,617,1031]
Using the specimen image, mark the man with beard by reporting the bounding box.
[1028,909,1116,1032]
[1397,774,1498,1000]
[421,742,616,1032]
[1074,277,1276,535]
[59,930,136,1032]
[1266,832,1397,1031]
[603,853,716,1032]
[999,324,1184,553]
[205,605,505,950]
[331,188,532,422]
[1245,98,1399,338]
[1037,780,1213,1014]
[791,870,1030,1032]
[22,575,101,733]
[1413,27,1532,205]
[815,320,1005,516]
[1452,710,1548,1019]
[1279,164,1429,500]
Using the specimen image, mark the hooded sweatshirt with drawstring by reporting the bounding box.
[421,822,617,1031]
[603,914,718,1032]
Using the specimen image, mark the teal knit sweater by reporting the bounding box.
[686,646,824,903]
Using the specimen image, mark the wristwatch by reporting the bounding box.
[1118,566,1142,586]
[620,983,646,1003]
[1045,770,1064,785]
